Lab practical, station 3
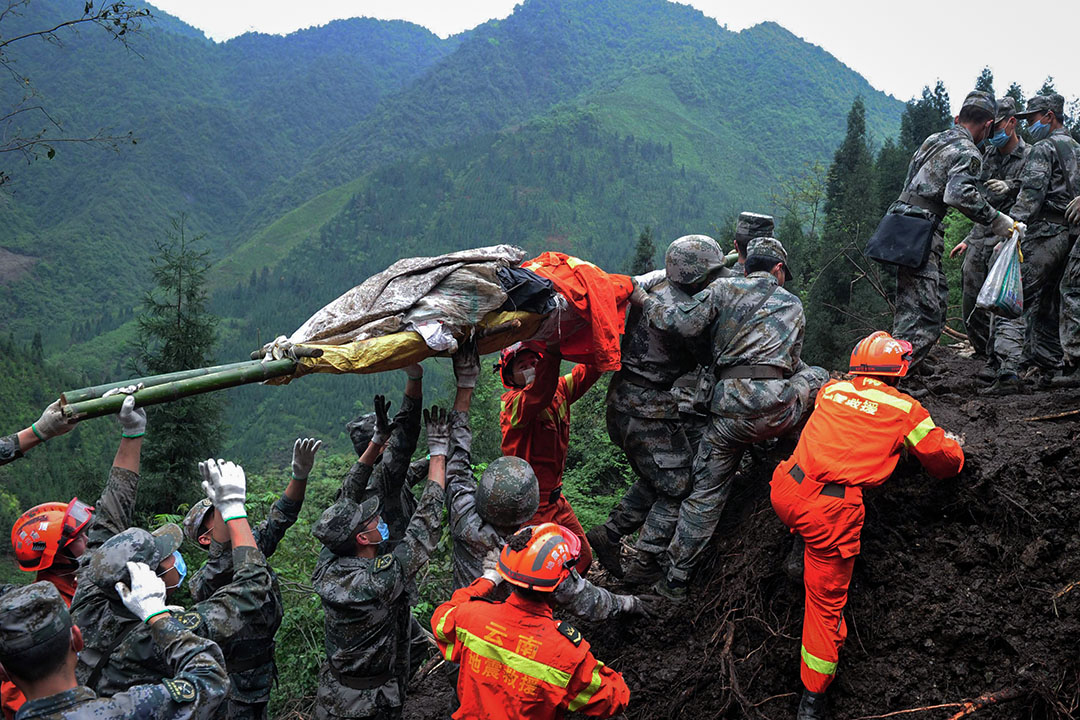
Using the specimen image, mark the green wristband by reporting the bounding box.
[223,512,247,522]
[121,431,146,439]
[143,608,171,623]
[30,423,45,441]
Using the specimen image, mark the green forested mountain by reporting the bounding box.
[1,0,906,466]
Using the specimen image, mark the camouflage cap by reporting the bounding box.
[994,96,1019,122]
[664,235,723,286]
[182,498,214,545]
[961,90,996,117]
[83,524,183,590]
[477,456,539,529]
[734,212,775,245]
[346,413,377,456]
[1017,93,1065,119]
[313,495,380,554]
[0,582,72,657]
[746,237,792,282]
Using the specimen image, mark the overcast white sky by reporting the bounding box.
[150,0,1080,106]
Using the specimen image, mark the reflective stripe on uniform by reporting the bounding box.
[502,397,524,428]
[567,660,604,711]
[458,628,573,688]
[904,416,936,448]
[822,382,913,413]
[562,373,576,398]
[435,609,456,661]
[800,645,837,676]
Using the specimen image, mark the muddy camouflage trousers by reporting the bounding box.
[961,239,996,359]
[993,230,1070,376]
[893,231,948,369]
[602,408,694,556]
[1060,235,1080,365]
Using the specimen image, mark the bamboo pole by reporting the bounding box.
[61,359,268,404]
[61,359,298,420]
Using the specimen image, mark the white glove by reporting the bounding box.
[116,395,147,438]
[628,283,648,308]
[31,400,76,441]
[262,335,296,362]
[291,437,322,480]
[943,430,965,448]
[115,561,169,623]
[632,269,666,292]
[985,179,1009,196]
[371,395,395,446]
[452,340,481,389]
[481,548,503,585]
[200,458,247,521]
[990,211,1024,239]
[1066,195,1080,226]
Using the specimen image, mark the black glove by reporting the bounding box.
[372,395,395,445]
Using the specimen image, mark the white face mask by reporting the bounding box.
[520,368,536,386]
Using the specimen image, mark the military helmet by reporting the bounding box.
[477,456,540,529]
[664,235,723,286]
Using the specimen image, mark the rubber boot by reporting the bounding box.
[1052,363,1080,388]
[653,576,687,602]
[586,526,624,578]
[622,552,663,586]
[797,689,827,720]
[979,373,1024,396]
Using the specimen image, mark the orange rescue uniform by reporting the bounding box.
[432,577,630,720]
[770,376,963,693]
[1,568,77,719]
[500,355,601,574]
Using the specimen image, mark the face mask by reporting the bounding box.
[1028,119,1052,141]
[376,520,390,542]
[520,368,536,386]
[987,130,1010,149]
[159,550,187,590]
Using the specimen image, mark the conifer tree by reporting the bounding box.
[131,215,223,516]
[899,82,952,154]
[975,67,994,95]
[629,226,656,274]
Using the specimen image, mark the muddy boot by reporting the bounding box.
[979,373,1024,396]
[976,363,997,384]
[653,577,687,602]
[622,552,663,586]
[783,536,804,580]
[1052,363,1080,388]
[586,526,624,579]
[797,689,827,720]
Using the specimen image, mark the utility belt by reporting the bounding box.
[547,486,562,504]
[228,646,275,673]
[898,191,947,222]
[789,463,849,499]
[619,369,675,391]
[714,364,785,381]
[330,666,396,691]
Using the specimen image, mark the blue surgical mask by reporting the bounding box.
[159,550,187,590]
[376,520,390,542]
[1028,120,1052,141]
[987,130,1009,149]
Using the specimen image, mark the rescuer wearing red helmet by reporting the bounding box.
[769,331,965,720]
[10,498,94,600]
[431,523,630,720]
[495,342,602,574]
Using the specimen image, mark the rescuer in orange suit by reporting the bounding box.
[770,331,965,720]
[431,522,630,720]
[496,342,602,575]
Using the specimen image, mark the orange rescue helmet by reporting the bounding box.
[493,341,543,388]
[497,522,581,592]
[11,498,94,572]
[849,331,913,378]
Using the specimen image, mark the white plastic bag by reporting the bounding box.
[975,232,1023,319]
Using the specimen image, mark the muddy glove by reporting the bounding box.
[1066,195,1080,226]
[452,339,481,388]
[31,400,76,442]
[200,458,247,521]
[620,593,663,618]
[291,437,323,480]
[481,548,503,585]
[985,179,1009,196]
[115,561,170,623]
[117,395,147,438]
[632,269,666,292]
[371,395,395,445]
[990,211,1025,239]
[628,280,648,307]
[424,406,450,457]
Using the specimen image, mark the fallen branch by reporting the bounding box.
[1054,579,1080,600]
[1024,408,1080,422]
[941,325,968,342]
[850,688,1022,720]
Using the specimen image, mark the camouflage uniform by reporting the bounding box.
[961,98,1029,361]
[0,434,20,466]
[310,459,446,720]
[71,466,276,698]
[732,213,775,278]
[188,492,303,720]
[601,282,704,558]
[889,97,1001,367]
[993,102,1080,377]
[644,240,827,585]
[445,409,627,620]
[1,582,228,720]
